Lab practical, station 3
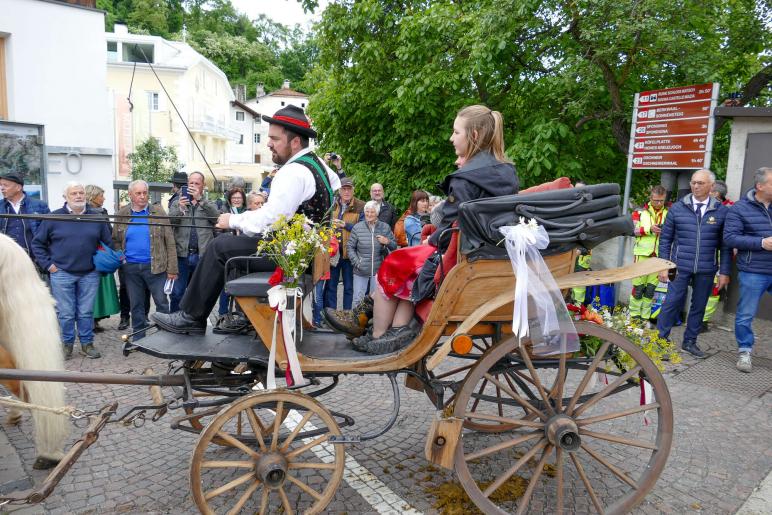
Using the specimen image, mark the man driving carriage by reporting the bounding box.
[153,105,341,335]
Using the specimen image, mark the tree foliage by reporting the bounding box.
[128,138,181,183]
[309,0,771,206]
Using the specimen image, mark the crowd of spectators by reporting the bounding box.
[1,159,768,371]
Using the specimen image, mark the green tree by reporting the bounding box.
[309,0,771,206]
[128,138,181,183]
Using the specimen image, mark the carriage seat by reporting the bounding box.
[225,273,313,300]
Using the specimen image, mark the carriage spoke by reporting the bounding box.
[573,365,642,418]
[236,411,243,436]
[226,479,261,515]
[483,439,548,498]
[271,401,284,451]
[434,362,474,380]
[280,409,315,452]
[577,402,660,426]
[517,346,557,416]
[570,452,605,514]
[565,341,611,415]
[581,443,638,489]
[288,462,337,470]
[555,448,564,515]
[553,349,567,412]
[215,432,260,459]
[204,471,255,500]
[245,408,268,451]
[469,378,489,413]
[201,460,254,469]
[278,486,294,515]
[515,444,553,515]
[286,434,329,459]
[258,488,270,515]
[462,412,544,428]
[511,368,537,386]
[496,384,504,417]
[464,431,542,463]
[287,473,324,500]
[580,429,658,450]
[483,373,546,420]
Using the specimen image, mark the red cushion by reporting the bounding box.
[520,176,573,194]
[421,224,436,240]
[415,299,433,323]
[433,226,459,285]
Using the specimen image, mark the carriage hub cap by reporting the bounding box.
[256,452,288,488]
[545,414,581,452]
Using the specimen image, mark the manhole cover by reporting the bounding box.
[673,351,772,397]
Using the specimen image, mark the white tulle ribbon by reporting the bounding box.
[266,285,305,389]
[500,219,579,355]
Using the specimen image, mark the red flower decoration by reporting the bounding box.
[268,267,285,286]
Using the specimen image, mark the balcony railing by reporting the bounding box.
[188,114,241,141]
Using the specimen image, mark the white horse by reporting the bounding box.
[0,233,69,469]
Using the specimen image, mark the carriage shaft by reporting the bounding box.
[0,368,185,387]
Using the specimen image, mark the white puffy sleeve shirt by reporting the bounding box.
[228,149,341,237]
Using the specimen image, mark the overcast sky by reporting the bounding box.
[230,0,329,30]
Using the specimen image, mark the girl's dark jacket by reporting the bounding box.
[428,151,519,252]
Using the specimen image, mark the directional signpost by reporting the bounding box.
[616,82,720,269]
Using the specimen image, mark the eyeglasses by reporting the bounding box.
[650,199,665,203]
[690,181,708,186]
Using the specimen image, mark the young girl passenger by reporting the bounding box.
[324,105,520,354]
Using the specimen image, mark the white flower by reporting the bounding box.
[527,218,539,230]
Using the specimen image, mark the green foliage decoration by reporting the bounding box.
[127,137,181,184]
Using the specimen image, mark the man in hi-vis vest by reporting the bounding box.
[629,185,668,321]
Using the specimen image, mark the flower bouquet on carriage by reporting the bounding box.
[256,213,336,388]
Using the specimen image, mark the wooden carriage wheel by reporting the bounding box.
[428,334,555,433]
[190,390,345,514]
[453,322,673,514]
[182,361,288,445]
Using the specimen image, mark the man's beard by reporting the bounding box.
[272,149,290,165]
[69,201,87,212]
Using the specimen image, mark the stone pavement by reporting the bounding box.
[0,312,770,514]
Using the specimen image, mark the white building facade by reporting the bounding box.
[0,0,115,209]
[244,81,315,171]
[106,25,241,189]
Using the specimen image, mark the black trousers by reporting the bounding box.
[180,233,272,320]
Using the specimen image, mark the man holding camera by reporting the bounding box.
[168,171,220,312]
[629,185,669,322]
[325,152,346,178]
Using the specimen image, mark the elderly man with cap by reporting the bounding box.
[153,105,341,334]
[324,176,364,312]
[1,171,50,257]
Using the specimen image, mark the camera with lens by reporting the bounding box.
[329,152,338,160]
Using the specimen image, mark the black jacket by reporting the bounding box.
[377,200,399,228]
[429,152,519,251]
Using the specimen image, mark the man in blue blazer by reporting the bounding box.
[656,169,731,358]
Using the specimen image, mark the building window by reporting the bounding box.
[255,154,261,164]
[236,111,245,121]
[254,133,260,144]
[238,134,244,145]
[302,103,306,108]
[281,101,285,106]
[148,92,160,111]
[123,43,154,63]
[107,41,118,63]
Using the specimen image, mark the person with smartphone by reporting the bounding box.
[168,171,221,312]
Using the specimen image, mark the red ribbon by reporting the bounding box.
[273,115,311,129]
[268,266,294,386]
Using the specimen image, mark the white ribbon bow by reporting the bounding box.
[500,219,579,355]
[266,284,305,389]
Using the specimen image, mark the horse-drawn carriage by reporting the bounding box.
[0,184,675,514]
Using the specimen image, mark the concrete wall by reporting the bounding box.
[1,0,115,210]
[725,117,772,201]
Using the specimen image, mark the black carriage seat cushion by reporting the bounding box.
[225,272,275,298]
[225,273,314,299]
[458,183,634,260]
